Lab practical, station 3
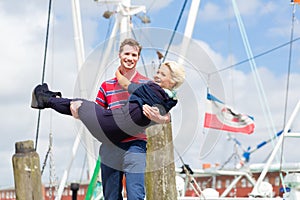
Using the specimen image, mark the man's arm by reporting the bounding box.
[142,104,171,124]
[115,69,130,90]
[118,69,171,124]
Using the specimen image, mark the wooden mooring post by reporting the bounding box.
[145,123,177,200]
[12,140,43,200]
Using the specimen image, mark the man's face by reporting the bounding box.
[119,44,140,70]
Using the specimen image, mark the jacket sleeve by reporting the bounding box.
[128,83,141,94]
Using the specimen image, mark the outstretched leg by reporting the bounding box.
[31,83,62,109]
[31,83,134,144]
[31,83,113,142]
[31,83,73,115]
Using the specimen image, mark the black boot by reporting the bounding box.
[31,83,62,109]
[40,83,62,98]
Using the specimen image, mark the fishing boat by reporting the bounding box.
[3,0,300,199]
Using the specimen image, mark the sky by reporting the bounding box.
[1,0,300,189]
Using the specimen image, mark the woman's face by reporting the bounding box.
[119,44,140,71]
[154,64,175,90]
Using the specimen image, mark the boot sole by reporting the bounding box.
[31,90,39,108]
[31,86,44,109]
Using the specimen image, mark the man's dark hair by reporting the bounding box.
[119,38,142,55]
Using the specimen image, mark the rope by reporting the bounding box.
[48,131,59,199]
[34,0,53,150]
[162,0,189,62]
[35,2,59,198]
[209,36,300,75]
[41,147,50,175]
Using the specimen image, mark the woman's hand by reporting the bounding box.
[143,104,171,124]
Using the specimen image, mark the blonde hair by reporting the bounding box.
[163,61,185,89]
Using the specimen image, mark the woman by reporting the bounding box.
[31,61,185,144]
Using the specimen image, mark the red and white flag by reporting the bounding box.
[204,93,255,134]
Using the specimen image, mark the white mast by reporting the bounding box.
[178,0,201,65]
[184,0,201,38]
[55,0,95,199]
[91,0,147,98]
[250,100,300,197]
[70,0,96,180]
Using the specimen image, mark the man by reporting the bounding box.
[96,38,170,199]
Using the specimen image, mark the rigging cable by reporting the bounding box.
[34,0,53,150]
[231,0,277,147]
[280,2,298,193]
[283,3,297,129]
[131,29,149,77]
[209,36,300,75]
[130,19,166,73]
[162,0,189,62]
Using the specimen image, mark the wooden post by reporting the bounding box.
[12,140,43,200]
[145,123,177,200]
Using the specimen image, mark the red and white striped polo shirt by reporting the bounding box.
[96,71,149,142]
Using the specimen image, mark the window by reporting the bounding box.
[241,178,246,188]
[202,181,207,189]
[247,180,253,187]
[217,180,222,189]
[264,177,269,182]
[197,181,201,188]
[225,179,231,187]
[275,177,280,186]
[78,188,85,195]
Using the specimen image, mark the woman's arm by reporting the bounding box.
[115,69,131,90]
[142,104,171,124]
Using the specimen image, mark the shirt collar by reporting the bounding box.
[163,88,177,99]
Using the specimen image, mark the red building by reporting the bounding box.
[0,183,89,200]
[183,171,284,197]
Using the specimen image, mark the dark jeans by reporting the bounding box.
[100,140,147,200]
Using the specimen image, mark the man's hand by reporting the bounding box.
[70,100,83,119]
[143,104,171,124]
[115,68,130,90]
